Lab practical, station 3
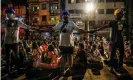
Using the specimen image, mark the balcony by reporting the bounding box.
[30,17,40,26]
[30,10,39,15]
[70,14,82,19]
[49,10,60,16]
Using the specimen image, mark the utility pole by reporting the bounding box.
[60,0,66,21]
[61,0,66,10]
[25,0,29,40]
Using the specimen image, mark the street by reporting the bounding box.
[1,57,133,80]
[1,0,133,80]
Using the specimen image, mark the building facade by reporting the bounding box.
[29,0,60,29]
[66,0,124,31]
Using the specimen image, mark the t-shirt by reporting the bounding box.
[53,20,79,47]
[109,20,129,43]
[40,44,47,52]
[1,19,30,44]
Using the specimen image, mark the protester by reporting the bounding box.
[1,8,31,73]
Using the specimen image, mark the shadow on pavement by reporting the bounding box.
[87,61,103,75]
[111,67,133,80]
[71,64,87,80]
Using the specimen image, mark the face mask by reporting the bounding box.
[63,15,69,22]
[116,12,123,20]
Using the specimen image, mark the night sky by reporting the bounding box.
[1,0,26,6]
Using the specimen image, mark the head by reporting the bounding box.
[48,44,55,51]
[32,41,42,55]
[114,8,123,21]
[62,10,69,22]
[92,44,96,50]
[5,8,15,20]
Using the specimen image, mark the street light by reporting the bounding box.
[84,2,95,40]
[85,2,94,13]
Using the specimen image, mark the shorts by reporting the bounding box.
[59,46,74,55]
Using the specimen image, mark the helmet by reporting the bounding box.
[5,8,15,14]
[62,10,69,15]
[114,8,123,16]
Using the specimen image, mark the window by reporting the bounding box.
[42,3,46,10]
[89,21,95,27]
[71,0,75,3]
[76,0,85,3]
[75,10,84,14]
[106,9,114,14]
[31,6,39,12]
[106,0,123,2]
[97,9,104,14]
[69,10,75,14]
[98,0,104,2]
[33,17,39,23]
[68,0,75,4]
[49,4,58,14]
[76,0,80,3]
[50,17,56,22]
[106,0,114,2]
[68,0,71,3]
[115,0,123,2]
[42,15,47,21]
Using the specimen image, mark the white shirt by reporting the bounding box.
[53,20,79,47]
[1,19,30,44]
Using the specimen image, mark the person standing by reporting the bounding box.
[1,8,31,73]
[93,8,129,71]
[52,10,93,74]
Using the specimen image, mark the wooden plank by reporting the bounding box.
[15,74,26,80]
[123,64,133,79]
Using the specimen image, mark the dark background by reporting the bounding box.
[1,0,26,6]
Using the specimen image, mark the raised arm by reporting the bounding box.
[18,20,31,29]
[71,21,91,33]
[94,21,111,32]
[95,25,109,32]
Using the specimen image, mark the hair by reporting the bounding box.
[32,41,38,49]
[37,41,41,47]
[92,44,96,49]
[52,41,56,47]
[48,44,55,51]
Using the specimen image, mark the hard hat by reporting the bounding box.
[114,8,123,16]
[5,7,15,14]
[62,10,69,15]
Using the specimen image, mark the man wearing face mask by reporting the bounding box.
[53,10,93,74]
[93,8,129,71]
[1,8,31,74]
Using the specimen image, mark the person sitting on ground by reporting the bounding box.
[74,42,87,67]
[40,44,61,69]
[40,40,48,53]
[71,42,87,80]
[30,43,61,69]
[52,41,60,57]
[89,44,101,62]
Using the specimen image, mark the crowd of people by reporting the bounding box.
[1,7,133,79]
[1,34,132,70]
